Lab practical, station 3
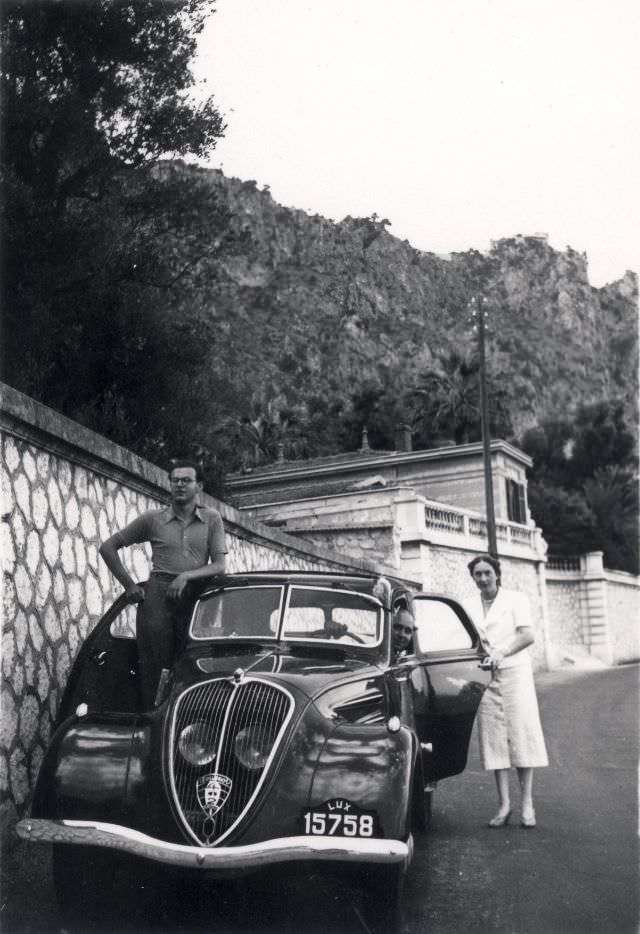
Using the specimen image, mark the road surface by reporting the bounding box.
[1,664,637,933]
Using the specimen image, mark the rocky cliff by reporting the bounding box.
[171,162,637,447]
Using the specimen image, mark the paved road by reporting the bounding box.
[1,665,637,934]
[404,663,639,934]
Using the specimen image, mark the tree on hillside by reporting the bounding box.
[407,349,513,447]
[218,391,310,470]
[521,399,638,573]
[570,400,636,481]
[583,466,639,573]
[1,0,221,205]
[1,0,234,464]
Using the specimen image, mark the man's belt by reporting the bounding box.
[149,571,178,582]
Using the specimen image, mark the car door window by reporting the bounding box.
[413,599,473,653]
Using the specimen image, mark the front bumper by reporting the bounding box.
[16,819,412,870]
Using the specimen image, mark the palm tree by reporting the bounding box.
[222,390,309,469]
[583,466,639,572]
[406,349,513,447]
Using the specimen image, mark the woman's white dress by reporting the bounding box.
[467,588,548,770]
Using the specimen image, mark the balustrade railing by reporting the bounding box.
[468,516,487,537]
[424,505,465,533]
[425,503,534,550]
[547,555,581,571]
[510,524,534,545]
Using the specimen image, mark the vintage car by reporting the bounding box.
[17,571,491,931]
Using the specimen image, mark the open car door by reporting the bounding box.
[57,593,141,723]
[402,595,491,783]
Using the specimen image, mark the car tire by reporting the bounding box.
[424,787,433,828]
[52,844,119,925]
[367,862,406,934]
[411,766,433,833]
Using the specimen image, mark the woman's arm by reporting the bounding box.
[490,626,535,667]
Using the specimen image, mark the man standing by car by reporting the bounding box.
[99,459,226,707]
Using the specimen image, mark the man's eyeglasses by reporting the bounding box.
[393,624,415,635]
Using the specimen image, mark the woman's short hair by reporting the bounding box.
[467,553,502,584]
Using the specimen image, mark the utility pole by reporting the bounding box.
[469,295,498,557]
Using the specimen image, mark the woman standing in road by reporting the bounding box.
[466,554,548,828]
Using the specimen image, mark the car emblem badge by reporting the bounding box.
[197,773,232,817]
[197,773,232,844]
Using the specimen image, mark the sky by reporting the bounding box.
[193,0,640,287]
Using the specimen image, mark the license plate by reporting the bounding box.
[301,798,380,837]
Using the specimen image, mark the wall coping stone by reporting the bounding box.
[604,569,640,587]
[1,382,169,501]
[0,382,418,586]
[271,521,396,533]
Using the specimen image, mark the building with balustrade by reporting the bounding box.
[226,434,543,582]
[226,434,639,670]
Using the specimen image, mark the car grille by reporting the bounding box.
[170,678,293,846]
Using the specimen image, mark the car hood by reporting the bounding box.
[175,646,383,700]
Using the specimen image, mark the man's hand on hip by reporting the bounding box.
[125,583,145,604]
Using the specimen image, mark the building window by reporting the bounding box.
[506,478,527,524]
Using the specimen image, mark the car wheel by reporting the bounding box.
[367,862,406,934]
[52,844,119,925]
[423,787,433,828]
[411,767,433,833]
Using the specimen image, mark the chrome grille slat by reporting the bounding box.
[172,681,232,834]
[170,678,293,846]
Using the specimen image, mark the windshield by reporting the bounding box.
[191,584,382,648]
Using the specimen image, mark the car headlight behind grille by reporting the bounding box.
[234,726,277,770]
[178,722,218,766]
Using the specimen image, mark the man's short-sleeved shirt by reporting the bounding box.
[114,505,227,574]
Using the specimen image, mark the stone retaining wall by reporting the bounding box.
[546,554,640,665]
[1,383,407,843]
[607,572,640,664]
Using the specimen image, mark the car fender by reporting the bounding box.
[31,712,167,834]
[309,720,414,840]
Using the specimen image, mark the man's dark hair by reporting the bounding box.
[169,459,204,483]
[467,553,502,584]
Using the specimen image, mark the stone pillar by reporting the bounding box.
[581,552,613,665]
[394,490,432,589]
[535,558,554,670]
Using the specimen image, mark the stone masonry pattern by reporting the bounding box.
[0,432,354,841]
[1,434,162,835]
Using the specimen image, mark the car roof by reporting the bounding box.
[194,570,402,602]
